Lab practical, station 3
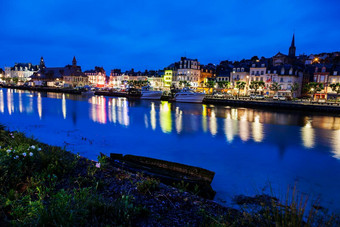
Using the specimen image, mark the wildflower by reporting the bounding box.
[37,148,42,151]
[95,163,101,168]
[22,153,27,157]
[14,155,19,159]
[31,145,36,149]
[6,149,11,153]
[29,152,33,157]
[12,136,14,138]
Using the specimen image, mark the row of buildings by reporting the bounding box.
[1,34,340,99]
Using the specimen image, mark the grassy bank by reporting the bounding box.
[0,125,339,226]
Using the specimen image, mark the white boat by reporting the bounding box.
[81,90,95,96]
[174,88,205,103]
[141,86,163,100]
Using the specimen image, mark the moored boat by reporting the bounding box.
[141,86,163,100]
[174,88,205,103]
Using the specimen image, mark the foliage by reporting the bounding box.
[249,81,265,94]
[330,83,340,102]
[217,81,230,89]
[236,81,246,97]
[136,177,160,194]
[304,82,324,101]
[0,128,148,226]
[269,82,281,94]
[179,80,190,87]
[205,81,216,88]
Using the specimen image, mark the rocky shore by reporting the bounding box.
[0,125,338,226]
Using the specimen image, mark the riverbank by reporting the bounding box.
[0,125,338,226]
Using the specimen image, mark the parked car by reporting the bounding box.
[250,94,256,99]
[255,95,265,100]
[273,95,279,100]
[213,93,225,98]
[278,96,286,101]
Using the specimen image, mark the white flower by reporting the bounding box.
[30,145,36,149]
[6,149,11,153]
[22,153,27,157]
[37,148,41,151]
[95,163,101,168]
[29,152,33,157]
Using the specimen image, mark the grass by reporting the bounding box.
[0,127,147,226]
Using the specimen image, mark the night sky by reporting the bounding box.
[0,0,339,71]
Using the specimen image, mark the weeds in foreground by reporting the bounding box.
[0,129,148,225]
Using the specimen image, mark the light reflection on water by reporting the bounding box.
[1,88,340,212]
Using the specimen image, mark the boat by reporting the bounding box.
[174,87,205,103]
[141,85,163,100]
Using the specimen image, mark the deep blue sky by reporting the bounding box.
[0,0,339,71]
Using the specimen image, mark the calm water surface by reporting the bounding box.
[1,88,340,213]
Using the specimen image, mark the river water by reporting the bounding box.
[1,88,340,213]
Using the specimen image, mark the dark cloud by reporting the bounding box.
[0,0,339,71]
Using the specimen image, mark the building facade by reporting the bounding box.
[84,67,107,87]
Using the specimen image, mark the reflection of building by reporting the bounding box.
[160,102,172,133]
[301,120,315,148]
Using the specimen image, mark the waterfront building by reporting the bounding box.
[0,68,4,82]
[230,66,250,92]
[176,57,201,88]
[327,66,340,99]
[109,69,123,87]
[249,63,267,94]
[266,65,303,97]
[200,64,216,87]
[313,65,331,99]
[62,57,89,88]
[31,57,66,86]
[84,67,107,87]
[146,70,164,89]
[163,69,175,89]
[5,60,40,83]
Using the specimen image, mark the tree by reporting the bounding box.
[249,81,265,95]
[304,82,324,102]
[330,83,340,102]
[270,82,281,96]
[12,77,19,84]
[205,81,216,94]
[179,80,190,88]
[217,81,230,89]
[290,82,300,98]
[236,81,246,98]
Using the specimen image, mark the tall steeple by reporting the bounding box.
[288,33,296,57]
[40,56,45,68]
[72,56,77,67]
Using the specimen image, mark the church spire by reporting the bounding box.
[40,56,45,68]
[289,33,296,57]
[72,56,77,67]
